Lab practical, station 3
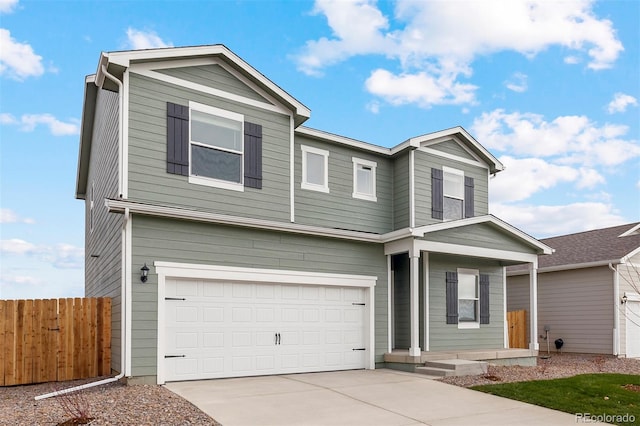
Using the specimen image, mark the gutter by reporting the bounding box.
[610,262,620,356]
[35,67,128,400]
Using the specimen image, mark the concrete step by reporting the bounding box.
[418,359,488,377]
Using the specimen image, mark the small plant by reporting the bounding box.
[53,386,94,425]
[593,355,606,372]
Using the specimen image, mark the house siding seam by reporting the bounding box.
[85,88,123,373]
[129,215,389,377]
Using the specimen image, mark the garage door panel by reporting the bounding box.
[165,279,368,382]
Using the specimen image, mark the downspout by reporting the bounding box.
[609,262,620,356]
[36,67,127,400]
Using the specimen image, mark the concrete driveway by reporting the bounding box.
[165,369,588,425]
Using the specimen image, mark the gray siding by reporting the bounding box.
[428,254,504,350]
[428,139,477,161]
[156,65,268,103]
[414,150,488,226]
[127,72,292,222]
[508,266,615,354]
[424,223,536,253]
[84,88,123,373]
[393,152,410,230]
[294,135,393,233]
[129,215,388,378]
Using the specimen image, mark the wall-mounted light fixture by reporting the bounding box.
[621,294,628,304]
[140,263,150,283]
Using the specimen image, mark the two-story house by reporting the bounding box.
[76,45,552,385]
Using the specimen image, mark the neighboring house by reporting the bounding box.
[76,45,552,385]
[507,223,640,357]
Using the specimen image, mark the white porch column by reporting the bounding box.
[529,261,539,351]
[409,251,421,356]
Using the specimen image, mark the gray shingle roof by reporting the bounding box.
[508,222,640,272]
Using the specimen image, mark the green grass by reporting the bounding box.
[472,374,640,426]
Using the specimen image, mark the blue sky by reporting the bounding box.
[1,0,638,299]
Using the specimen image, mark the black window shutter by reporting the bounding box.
[166,102,189,176]
[479,274,490,324]
[445,271,458,324]
[432,168,443,219]
[244,122,262,189]
[464,176,475,218]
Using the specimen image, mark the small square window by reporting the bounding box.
[352,157,377,202]
[301,145,330,193]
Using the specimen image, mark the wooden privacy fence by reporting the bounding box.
[507,309,527,349]
[0,298,111,386]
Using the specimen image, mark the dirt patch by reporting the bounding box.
[622,383,640,393]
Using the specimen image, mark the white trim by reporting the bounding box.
[301,145,330,193]
[290,115,295,223]
[352,157,377,202]
[188,175,245,191]
[612,262,619,355]
[503,267,508,348]
[125,212,132,376]
[425,147,488,169]
[122,70,129,198]
[409,251,421,356]
[409,150,415,228]
[387,255,392,353]
[507,259,625,276]
[414,240,540,263]
[296,127,390,155]
[154,262,377,384]
[624,291,640,302]
[423,253,429,351]
[529,261,539,351]
[619,223,640,237]
[458,322,480,329]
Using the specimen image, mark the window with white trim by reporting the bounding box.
[458,268,479,328]
[443,166,464,221]
[352,157,377,202]
[189,101,244,191]
[301,145,329,193]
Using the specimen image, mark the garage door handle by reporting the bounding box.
[352,303,365,306]
[277,333,281,345]
[165,297,186,301]
[352,348,366,351]
[165,355,186,358]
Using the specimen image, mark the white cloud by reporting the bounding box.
[564,55,580,65]
[0,28,44,80]
[504,72,528,93]
[607,93,638,114]
[0,275,44,286]
[366,100,381,114]
[0,239,84,269]
[1,112,80,135]
[490,202,625,238]
[0,208,34,224]
[125,28,172,50]
[472,109,640,166]
[295,0,623,108]
[0,0,18,14]
[490,156,578,203]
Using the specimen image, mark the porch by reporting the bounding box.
[383,348,538,369]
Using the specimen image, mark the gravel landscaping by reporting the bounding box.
[438,353,640,388]
[1,354,638,425]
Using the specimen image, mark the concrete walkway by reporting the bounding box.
[165,369,592,425]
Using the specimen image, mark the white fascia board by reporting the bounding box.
[104,45,310,121]
[506,259,624,276]
[619,223,640,237]
[154,261,377,287]
[106,199,383,243]
[622,246,640,262]
[414,215,554,255]
[297,127,391,155]
[418,146,488,170]
[405,126,504,172]
[415,240,539,263]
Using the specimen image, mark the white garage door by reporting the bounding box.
[164,278,368,382]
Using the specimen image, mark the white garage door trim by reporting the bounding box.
[155,261,377,384]
[625,292,640,358]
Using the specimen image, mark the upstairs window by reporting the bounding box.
[352,158,377,202]
[432,167,474,220]
[166,102,263,191]
[301,145,329,193]
[443,167,464,221]
[189,102,244,190]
